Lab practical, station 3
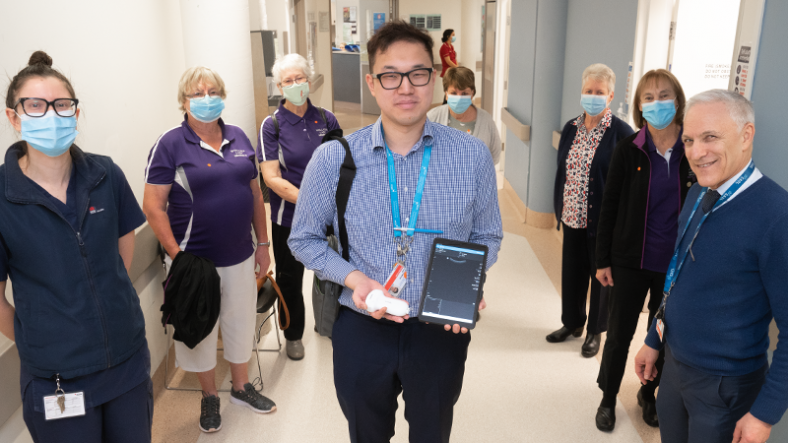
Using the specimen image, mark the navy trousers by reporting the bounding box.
[332,308,471,443]
[657,346,768,443]
[23,378,153,443]
[561,223,608,334]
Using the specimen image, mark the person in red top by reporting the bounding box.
[439,28,458,77]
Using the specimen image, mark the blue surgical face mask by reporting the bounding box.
[19,110,78,157]
[580,94,608,117]
[283,82,310,106]
[642,99,677,130]
[451,36,456,43]
[189,95,225,123]
[447,95,473,115]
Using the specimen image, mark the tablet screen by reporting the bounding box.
[421,243,485,323]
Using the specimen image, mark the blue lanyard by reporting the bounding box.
[658,161,755,316]
[382,129,437,238]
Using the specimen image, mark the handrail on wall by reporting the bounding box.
[500,107,530,143]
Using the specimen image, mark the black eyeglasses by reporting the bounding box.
[374,68,433,90]
[14,97,79,118]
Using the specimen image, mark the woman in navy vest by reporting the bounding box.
[0,51,151,442]
[550,63,634,357]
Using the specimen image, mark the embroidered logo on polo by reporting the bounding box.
[230,149,248,158]
[317,128,328,137]
[89,206,104,215]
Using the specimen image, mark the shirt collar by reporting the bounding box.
[714,160,754,195]
[277,98,318,126]
[4,142,105,206]
[180,114,234,148]
[572,108,613,130]
[371,117,435,154]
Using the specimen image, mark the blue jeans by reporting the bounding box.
[23,377,153,443]
[657,346,767,443]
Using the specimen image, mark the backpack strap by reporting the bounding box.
[322,128,355,261]
[317,106,328,129]
[271,112,288,171]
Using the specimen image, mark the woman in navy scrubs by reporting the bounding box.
[0,51,151,443]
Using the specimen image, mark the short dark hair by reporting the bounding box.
[442,29,454,43]
[367,20,434,74]
[443,67,476,94]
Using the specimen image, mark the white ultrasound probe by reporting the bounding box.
[365,289,410,316]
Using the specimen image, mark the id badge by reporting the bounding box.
[44,392,86,420]
[384,262,407,297]
[656,319,665,342]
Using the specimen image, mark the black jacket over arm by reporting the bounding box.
[595,127,697,270]
[553,113,635,237]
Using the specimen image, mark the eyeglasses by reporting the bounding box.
[281,77,308,88]
[374,68,433,90]
[188,91,220,99]
[14,97,79,118]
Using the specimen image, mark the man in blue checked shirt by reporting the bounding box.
[289,21,502,443]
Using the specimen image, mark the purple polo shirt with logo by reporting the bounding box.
[257,99,340,227]
[145,115,258,267]
[642,128,684,273]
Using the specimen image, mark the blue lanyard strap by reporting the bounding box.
[657,161,755,318]
[384,132,433,238]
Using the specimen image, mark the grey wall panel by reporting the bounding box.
[332,53,362,103]
[751,0,788,191]
[559,0,639,126]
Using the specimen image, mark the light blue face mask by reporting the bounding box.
[283,82,310,106]
[19,111,78,157]
[189,95,225,123]
[451,36,456,43]
[580,94,608,117]
[642,99,677,130]
[447,95,473,115]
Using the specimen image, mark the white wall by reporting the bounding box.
[670,0,740,100]
[0,0,186,202]
[461,0,484,95]
[399,0,463,65]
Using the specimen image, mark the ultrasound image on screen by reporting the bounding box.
[422,244,485,323]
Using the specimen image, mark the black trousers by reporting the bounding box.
[657,346,767,443]
[561,223,608,334]
[597,266,665,397]
[333,308,471,443]
[271,223,305,340]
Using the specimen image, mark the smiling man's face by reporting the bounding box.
[682,101,755,189]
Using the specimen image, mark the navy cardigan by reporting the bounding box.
[553,113,634,237]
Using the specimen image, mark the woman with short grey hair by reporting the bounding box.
[550,63,634,361]
[257,53,341,360]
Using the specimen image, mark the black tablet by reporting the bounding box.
[418,238,488,329]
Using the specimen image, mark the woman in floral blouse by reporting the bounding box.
[549,63,634,359]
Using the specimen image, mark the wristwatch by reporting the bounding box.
[258,241,270,247]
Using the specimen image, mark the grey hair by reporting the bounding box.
[581,63,616,95]
[685,89,755,130]
[272,53,311,85]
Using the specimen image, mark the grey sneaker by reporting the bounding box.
[286,339,305,360]
[230,383,277,413]
[199,394,222,433]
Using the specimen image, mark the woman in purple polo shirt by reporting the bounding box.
[142,67,275,433]
[593,69,695,432]
[258,53,340,360]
